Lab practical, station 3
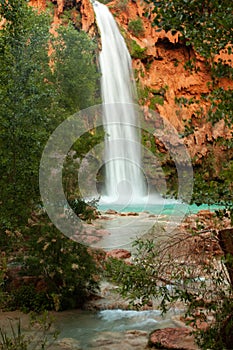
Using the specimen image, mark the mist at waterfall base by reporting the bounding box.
[92,1,191,215]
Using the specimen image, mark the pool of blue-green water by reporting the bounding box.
[98,202,223,215]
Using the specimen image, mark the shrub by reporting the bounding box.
[68,197,100,223]
[10,285,52,313]
[128,18,145,37]
[22,213,100,311]
[98,0,112,3]
[114,0,129,11]
[126,39,147,59]
[150,95,164,109]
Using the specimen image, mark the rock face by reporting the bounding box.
[149,327,199,350]
[105,0,233,171]
[109,0,232,124]
[30,0,97,35]
[29,0,232,169]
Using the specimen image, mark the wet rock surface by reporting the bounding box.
[88,330,149,349]
[106,248,131,260]
[149,327,198,350]
[50,338,82,350]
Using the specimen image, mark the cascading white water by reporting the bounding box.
[93,1,146,203]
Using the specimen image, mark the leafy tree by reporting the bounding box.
[105,228,233,349]
[51,24,100,115]
[0,0,56,229]
[0,0,102,312]
[0,0,100,232]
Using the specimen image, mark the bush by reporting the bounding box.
[113,0,129,11]
[128,18,145,37]
[126,39,147,59]
[68,198,100,223]
[150,95,164,109]
[98,0,112,3]
[10,285,52,313]
[22,213,100,311]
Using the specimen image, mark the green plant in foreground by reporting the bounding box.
[105,223,233,349]
[22,213,100,311]
[0,320,28,350]
[0,312,57,350]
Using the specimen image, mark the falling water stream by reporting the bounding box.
[93,1,146,204]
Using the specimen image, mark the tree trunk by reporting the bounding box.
[218,228,233,287]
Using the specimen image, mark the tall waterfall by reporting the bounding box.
[93,1,146,203]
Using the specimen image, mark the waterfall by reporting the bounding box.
[93,1,146,204]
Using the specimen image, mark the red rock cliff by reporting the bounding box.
[107,0,233,166]
[30,0,233,166]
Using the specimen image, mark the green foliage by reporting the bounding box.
[10,285,52,313]
[68,198,100,223]
[0,0,100,232]
[211,58,233,79]
[192,160,233,224]
[0,0,101,314]
[22,213,100,311]
[97,0,113,3]
[0,0,55,229]
[128,18,145,37]
[113,0,129,11]
[195,298,233,350]
[0,320,29,350]
[0,312,58,350]
[126,39,147,59]
[137,83,150,102]
[150,95,164,108]
[105,233,233,348]
[62,127,105,200]
[207,88,233,127]
[175,96,197,107]
[183,58,200,73]
[152,0,233,58]
[152,0,233,221]
[52,24,100,114]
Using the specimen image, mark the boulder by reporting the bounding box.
[89,330,148,349]
[105,209,119,215]
[106,249,131,260]
[148,327,198,350]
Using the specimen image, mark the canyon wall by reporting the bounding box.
[30,0,233,165]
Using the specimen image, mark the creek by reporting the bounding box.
[54,308,182,349]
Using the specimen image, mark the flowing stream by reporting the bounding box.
[93,1,146,204]
[54,309,181,349]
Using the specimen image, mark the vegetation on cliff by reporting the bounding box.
[152,0,233,211]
